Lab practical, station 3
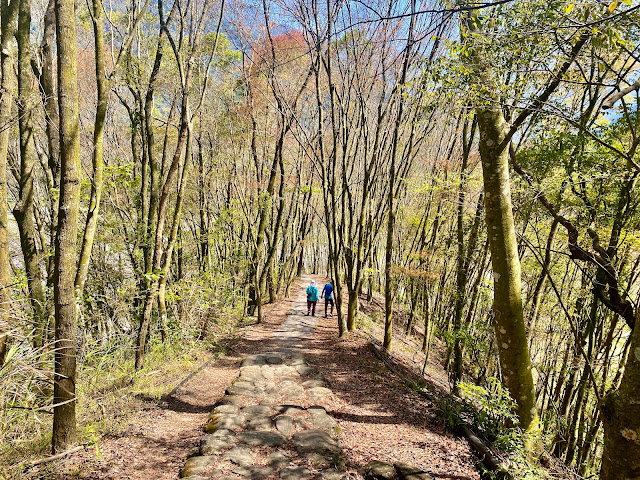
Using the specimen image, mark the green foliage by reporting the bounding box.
[458,378,519,440]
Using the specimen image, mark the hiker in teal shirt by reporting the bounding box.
[306,280,319,316]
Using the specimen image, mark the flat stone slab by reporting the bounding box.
[365,460,398,480]
[238,430,286,447]
[223,446,255,467]
[214,404,240,414]
[280,466,312,480]
[292,429,340,454]
[394,462,433,480]
[205,413,245,433]
[317,472,347,480]
[242,405,273,417]
[275,415,295,437]
[267,451,290,468]
[308,406,338,432]
[245,414,273,431]
[302,379,326,388]
[181,455,218,477]
[200,434,236,454]
[233,465,274,479]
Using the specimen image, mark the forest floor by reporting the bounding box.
[42,276,479,480]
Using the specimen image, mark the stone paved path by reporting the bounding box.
[180,350,345,480]
[180,286,435,480]
[179,286,346,480]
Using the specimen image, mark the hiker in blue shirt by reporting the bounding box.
[306,280,319,316]
[321,280,334,318]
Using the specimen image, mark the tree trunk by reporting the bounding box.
[475,106,540,440]
[74,0,108,297]
[452,114,476,393]
[461,5,540,443]
[52,0,82,451]
[600,314,640,480]
[16,0,47,341]
[383,0,415,351]
[0,0,18,366]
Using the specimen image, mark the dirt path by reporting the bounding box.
[57,277,479,480]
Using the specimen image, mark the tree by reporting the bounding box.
[52,0,82,451]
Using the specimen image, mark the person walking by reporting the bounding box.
[321,279,334,318]
[306,280,319,316]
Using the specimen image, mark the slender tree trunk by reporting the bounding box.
[52,0,82,451]
[37,0,60,269]
[461,6,540,443]
[384,0,415,350]
[74,0,108,297]
[527,218,558,337]
[0,0,18,366]
[475,106,540,440]
[15,0,47,341]
[452,115,476,393]
[601,311,640,479]
[135,99,189,371]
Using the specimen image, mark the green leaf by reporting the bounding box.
[565,3,574,14]
[608,1,619,13]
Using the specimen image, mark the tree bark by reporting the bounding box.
[15,0,47,340]
[74,0,108,297]
[52,0,82,451]
[600,314,640,480]
[475,105,540,438]
[0,0,18,366]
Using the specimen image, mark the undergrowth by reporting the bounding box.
[0,308,247,479]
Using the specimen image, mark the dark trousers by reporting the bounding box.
[325,297,334,315]
[307,300,317,315]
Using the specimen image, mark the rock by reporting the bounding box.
[275,415,295,437]
[246,414,272,431]
[265,384,279,395]
[274,405,305,415]
[261,365,275,379]
[182,476,210,480]
[238,430,286,447]
[306,451,343,469]
[289,353,306,365]
[180,455,218,477]
[279,382,306,399]
[240,366,264,382]
[241,355,268,367]
[317,471,347,480]
[233,466,274,479]
[205,413,245,433]
[212,428,237,437]
[264,353,284,364]
[227,381,261,397]
[307,406,338,432]
[214,404,240,415]
[292,430,340,455]
[280,466,312,480]
[301,379,326,388]
[266,451,290,468]
[222,395,245,406]
[307,387,332,398]
[259,395,280,406]
[364,460,397,480]
[295,364,317,376]
[242,405,273,417]
[273,365,297,377]
[222,446,255,467]
[200,434,236,454]
[394,463,433,480]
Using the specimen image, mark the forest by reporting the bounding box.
[0,0,639,478]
